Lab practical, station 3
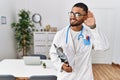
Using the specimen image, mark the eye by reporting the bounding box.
[75,13,81,17]
[68,12,74,16]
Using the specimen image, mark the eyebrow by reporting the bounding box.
[71,11,81,14]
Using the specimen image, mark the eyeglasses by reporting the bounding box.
[68,11,85,18]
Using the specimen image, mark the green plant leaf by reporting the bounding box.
[11,9,34,56]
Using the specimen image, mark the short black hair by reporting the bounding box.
[73,2,88,13]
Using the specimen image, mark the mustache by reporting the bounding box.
[70,18,77,21]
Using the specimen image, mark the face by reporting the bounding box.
[69,7,87,27]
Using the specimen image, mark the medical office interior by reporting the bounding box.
[0,0,120,80]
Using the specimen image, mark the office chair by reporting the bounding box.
[0,75,15,80]
[30,54,47,59]
[29,75,57,80]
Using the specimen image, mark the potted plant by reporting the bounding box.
[11,9,34,57]
[42,62,46,68]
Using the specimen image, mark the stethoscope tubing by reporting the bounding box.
[66,25,84,44]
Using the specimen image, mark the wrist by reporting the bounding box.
[90,24,96,29]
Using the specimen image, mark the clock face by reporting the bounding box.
[32,13,41,23]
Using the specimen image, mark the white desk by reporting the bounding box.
[0,59,57,79]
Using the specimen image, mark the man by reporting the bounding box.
[49,2,109,80]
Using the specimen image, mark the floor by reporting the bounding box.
[92,64,120,80]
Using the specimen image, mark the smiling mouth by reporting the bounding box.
[70,19,77,22]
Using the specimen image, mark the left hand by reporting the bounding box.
[84,11,96,29]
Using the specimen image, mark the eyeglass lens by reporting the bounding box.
[69,12,81,17]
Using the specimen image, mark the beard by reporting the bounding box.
[70,18,84,27]
[70,22,82,26]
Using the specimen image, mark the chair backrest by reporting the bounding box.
[30,54,47,59]
[0,75,15,80]
[29,75,57,80]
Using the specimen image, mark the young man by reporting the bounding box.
[49,2,109,80]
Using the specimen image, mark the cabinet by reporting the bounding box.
[33,32,56,58]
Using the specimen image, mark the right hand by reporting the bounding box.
[62,63,72,72]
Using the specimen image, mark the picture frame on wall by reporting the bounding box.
[1,16,7,24]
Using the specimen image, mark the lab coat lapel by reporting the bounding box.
[66,30,76,54]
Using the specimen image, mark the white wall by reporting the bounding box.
[112,8,120,64]
[0,0,120,64]
[0,0,17,61]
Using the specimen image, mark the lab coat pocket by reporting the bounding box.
[83,39,90,45]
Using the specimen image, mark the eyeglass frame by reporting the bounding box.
[68,11,86,18]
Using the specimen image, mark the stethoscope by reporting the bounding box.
[66,25,84,44]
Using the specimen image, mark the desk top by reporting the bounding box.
[0,59,57,77]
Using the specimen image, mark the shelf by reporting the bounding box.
[33,32,56,58]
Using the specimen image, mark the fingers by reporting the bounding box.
[87,10,94,18]
[62,63,72,72]
[64,63,69,67]
[83,10,96,27]
[64,66,72,72]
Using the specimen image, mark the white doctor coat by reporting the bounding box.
[49,24,109,80]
